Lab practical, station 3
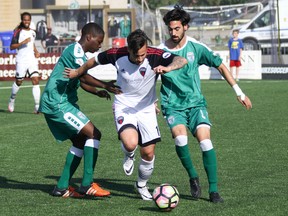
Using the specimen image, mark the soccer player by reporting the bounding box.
[39,22,121,198]
[64,29,188,200]
[8,12,41,113]
[160,6,252,203]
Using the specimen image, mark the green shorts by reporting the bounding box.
[44,105,90,142]
[162,106,211,136]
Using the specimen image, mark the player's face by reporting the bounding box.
[128,44,147,65]
[88,34,104,53]
[167,20,187,44]
[22,15,31,29]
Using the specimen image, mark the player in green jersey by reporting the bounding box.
[160,6,252,203]
[39,22,121,198]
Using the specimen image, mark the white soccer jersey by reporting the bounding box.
[11,28,37,63]
[96,47,176,110]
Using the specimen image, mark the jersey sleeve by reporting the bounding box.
[10,29,20,45]
[96,48,117,65]
[147,47,178,68]
[198,44,222,68]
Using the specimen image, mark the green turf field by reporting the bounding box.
[0,80,287,216]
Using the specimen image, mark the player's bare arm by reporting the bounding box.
[154,56,187,74]
[10,37,31,50]
[80,82,111,100]
[217,63,252,110]
[79,74,122,95]
[63,58,98,78]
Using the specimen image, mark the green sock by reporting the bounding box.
[81,146,98,187]
[176,145,198,179]
[202,149,218,193]
[57,151,82,189]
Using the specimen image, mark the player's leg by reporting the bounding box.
[114,104,138,176]
[165,109,200,199]
[78,121,110,197]
[44,112,84,198]
[235,61,241,81]
[134,106,160,201]
[192,107,223,203]
[8,63,26,112]
[28,62,41,113]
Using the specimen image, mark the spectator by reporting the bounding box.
[41,27,60,53]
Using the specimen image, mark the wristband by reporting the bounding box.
[232,84,245,101]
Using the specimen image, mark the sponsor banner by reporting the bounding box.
[0,51,263,81]
[262,64,288,79]
[199,50,262,80]
[0,53,60,81]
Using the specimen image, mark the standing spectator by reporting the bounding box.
[228,29,243,81]
[41,27,60,53]
[160,7,252,203]
[8,12,41,113]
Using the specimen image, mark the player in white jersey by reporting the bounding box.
[8,12,41,113]
[64,29,188,200]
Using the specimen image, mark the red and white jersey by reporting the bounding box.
[11,28,37,63]
[96,47,177,110]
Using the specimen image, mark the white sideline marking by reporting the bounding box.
[0,84,46,90]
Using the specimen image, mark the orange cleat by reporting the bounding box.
[79,182,111,197]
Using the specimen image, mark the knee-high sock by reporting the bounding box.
[175,135,198,179]
[10,82,20,100]
[32,84,41,109]
[200,139,218,193]
[82,139,100,187]
[57,146,83,189]
[137,156,155,187]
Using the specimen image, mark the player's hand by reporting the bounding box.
[22,37,31,45]
[154,100,160,115]
[34,51,40,58]
[153,65,169,74]
[63,67,79,78]
[96,90,111,100]
[237,95,252,110]
[104,80,122,94]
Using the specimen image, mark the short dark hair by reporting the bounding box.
[127,29,152,54]
[81,22,104,37]
[21,12,31,21]
[163,8,190,27]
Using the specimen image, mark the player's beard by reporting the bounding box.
[171,32,185,44]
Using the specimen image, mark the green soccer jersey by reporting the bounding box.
[159,36,223,111]
[39,43,87,114]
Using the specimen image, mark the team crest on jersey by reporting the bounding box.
[139,67,146,77]
[120,68,125,73]
[117,116,124,124]
[77,111,86,119]
[187,52,195,62]
[162,52,171,59]
[167,116,175,125]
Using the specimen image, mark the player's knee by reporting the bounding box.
[199,139,213,151]
[92,126,102,140]
[174,135,188,147]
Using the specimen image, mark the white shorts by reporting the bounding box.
[113,103,161,146]
[16,61,39,79]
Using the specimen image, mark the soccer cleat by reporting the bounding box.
[33,105,40,114]
[52,186,84,198]
[209,192,224,203]
[123,153,135,176]
[189,177,201,200]
[134,182,153,201]
[79,182,110,197]
[8,99,15,113]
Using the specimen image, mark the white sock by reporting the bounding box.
[137,156,155,187]
[10,82,20,100]
[32,85,41,107]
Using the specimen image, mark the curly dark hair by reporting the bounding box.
[163,6,191,27]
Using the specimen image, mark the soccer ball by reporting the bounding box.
[152,184,180,211]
